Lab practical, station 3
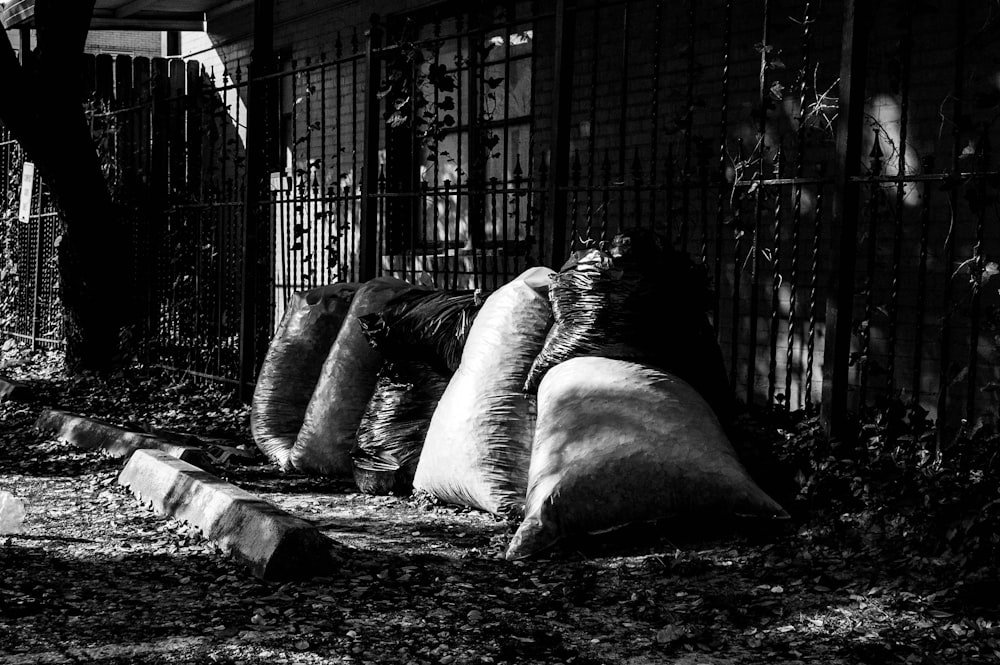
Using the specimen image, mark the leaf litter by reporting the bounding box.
[0,349,998,664]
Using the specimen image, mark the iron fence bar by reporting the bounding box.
[537,154,549,268]
[587,3,599,199]
[443,180,453,288]
[377,167,386,278]
[549,0,577,269]
[679,0,696,249]
[570,152,581,249]
[937,1,966,445]
[432,180,440,286]
[805,165,825,409]
[420,181,430,283]
[501,15,512,281]
[360,14,383,282]
[767,148,783,406]
[746,0,773,406]
[304,56,317,287]
[456,14,466,274]
[513,159,523,276]
[858,135,883,409]
[616,1,630,238]
[664,145,674,240]
[648,0,662,224]
[966,125,991,421]
[318,52,330,284]
[713,0,733,332]
[490,178,500,286]
[468,10,486,286]
[730,139,745,392]
[350,29,360,282]
[821,0,872,437]
[698,152,709,268]
[335,35,345,282]
[913,156,934,401]
[632,150,642,230]
[747,168,765,405]
[886,6,913,396]
[787,0,814,411]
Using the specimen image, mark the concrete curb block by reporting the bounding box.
[119,449,344,580]
[0,375,30,401]
[35,408,212,468]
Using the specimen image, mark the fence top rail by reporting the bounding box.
[849,171,1000,183]
[553,176,834,192]
[371,184,545,196]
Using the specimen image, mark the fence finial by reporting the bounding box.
[869,129,884,175]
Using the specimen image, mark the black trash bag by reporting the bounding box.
[358,289,486,374]
[523,228,734,425]
[250,283,359,470]
[291,277,423,476]
[352,360,449,495]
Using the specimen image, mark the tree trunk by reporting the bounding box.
[0,0,134,373]
[43,96,132,373]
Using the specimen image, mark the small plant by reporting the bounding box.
[739,398,1000,575]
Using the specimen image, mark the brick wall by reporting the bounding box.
[84,30,164,57]
[7,28,164,57]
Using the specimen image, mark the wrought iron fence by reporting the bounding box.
[2,0,999,437]
[0,129,63,349]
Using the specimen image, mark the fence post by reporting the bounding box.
[820,0,872,438]
[239,0,275,401]
[360,14,383,283]
[549,0,576,269]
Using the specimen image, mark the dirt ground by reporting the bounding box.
[1,350,999,664]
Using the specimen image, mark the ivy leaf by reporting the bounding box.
[435,75,456,93]
[387,111,409,128]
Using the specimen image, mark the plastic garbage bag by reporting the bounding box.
[0,490,25,535]
[251,283,359,470]
[358,289,486,374]
[523,228,734,425]
[291,277,422,476]
[507,357,788,560]
[352,360,449,495]
[413,267,555,516]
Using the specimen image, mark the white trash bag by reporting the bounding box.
[506,357,789,559]
[413,267,555,516]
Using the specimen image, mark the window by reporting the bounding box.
[380,2,534,255]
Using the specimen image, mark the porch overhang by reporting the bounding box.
[0,0,250,31]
